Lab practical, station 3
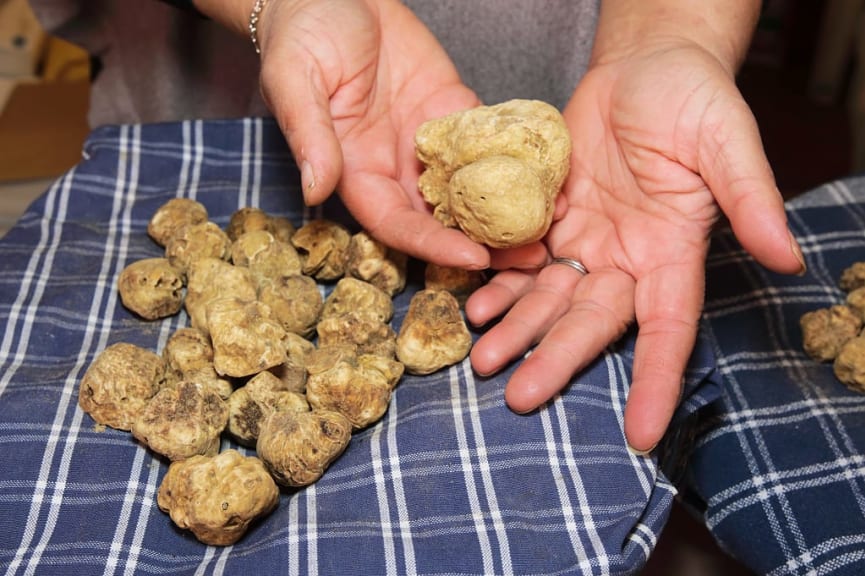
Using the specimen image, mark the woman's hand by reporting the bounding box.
[467,38,805,453]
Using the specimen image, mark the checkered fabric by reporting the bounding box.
[687,178,865,576]
[0,119,718,576]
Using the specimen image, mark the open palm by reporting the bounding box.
[258,0,488,268]
[467,42,804,452]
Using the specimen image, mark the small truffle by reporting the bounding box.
[257,274,323,338]
[290,219,351,281]
[257,408,352,487]
[321,277,393,323]
[396,289,473,374]
[840,262,865,292]
[131,380,228,461]
[162,327,214,381]
[206,297,289,377]
[117,258,184,320]
[226,207,295,242]
[424,263,486,306]
[305,346,404,429]
[316,311,397,358]
[147,198,209,247]
[346,231,407,297]
[800,305,863,362]
[267,332,315,394]
[157,449,279,546]
[184,258,257,335]
[231,230,303,281]
[834,336,865,393]
[165,221,232,276]
[226,371,309,447]
[78,342,167,431]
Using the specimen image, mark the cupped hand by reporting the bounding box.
[256,0,488,268]
[467,41,805,452]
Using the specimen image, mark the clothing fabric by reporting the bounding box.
[685,179,865,575]
[28,0,600,127]
[0,118,718,576]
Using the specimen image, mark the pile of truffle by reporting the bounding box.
[78,198,484,546]
[800,262,865,392]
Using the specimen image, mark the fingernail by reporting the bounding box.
[789,230,807,276]
[301,160,315,196]
[627,442,657,456]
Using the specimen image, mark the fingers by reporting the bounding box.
[500,269,635,414]
[259,51,344,207]
[340,172,490,269]
[624,260,704,452]
[698,93,805,275]
[465,269,539,327]
[488,243,549,270]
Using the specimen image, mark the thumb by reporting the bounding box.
[699,94,805,275]
[259,54,343,206]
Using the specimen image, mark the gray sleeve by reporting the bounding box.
[404,0,600,110]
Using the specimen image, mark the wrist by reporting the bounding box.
[591,0,761,75]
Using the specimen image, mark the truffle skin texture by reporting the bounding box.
[226,207,295,242]
[157,449,279,546]
[165,221,232,276]
[316,311,397,358]
[257,274,323,338]
[184,258,257,335]
[322,277,393,323]
[305,346,403,429]
[163,327,214,381]
[147,198,209,247]
[397,289,473,374]
[226,371,309,447]
[847,287,865,320]
[834,336,865,393]
[117,257,184,320]
[290,219,351,281]
[257,408,352,487]
[206,297,288,377]
[131,380,229,461]
[840,262,865,292]
[800,305,863,362]
[267,332,316,394]
[415,99,571,248]
[231,230,303,281]
[79,342,167,431]
[346,231,407,297]
[424,263,486,306]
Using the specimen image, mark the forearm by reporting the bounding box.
[591,0,762,74]
[191,0,257,35]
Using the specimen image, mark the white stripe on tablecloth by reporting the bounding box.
[540,399,597,575]
[610,350,655,499]
[190,120,204,201]
[288,486,301,576]
[252,118,262,208]
[306,482,319,575]
[176,121,191,199]
[386,387,418,575]
[449,364,495,575]
[371,409,399,575]
[463,365,513,575]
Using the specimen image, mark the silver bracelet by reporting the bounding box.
[249,0,269,54]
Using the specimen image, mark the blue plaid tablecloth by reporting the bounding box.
[687,178,865,575]
[0,119,719,576]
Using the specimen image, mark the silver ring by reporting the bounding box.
[550,257,588,276]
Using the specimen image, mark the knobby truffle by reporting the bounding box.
[157,449,279,546]
[415,99,571,248]
[396,289,473,374]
